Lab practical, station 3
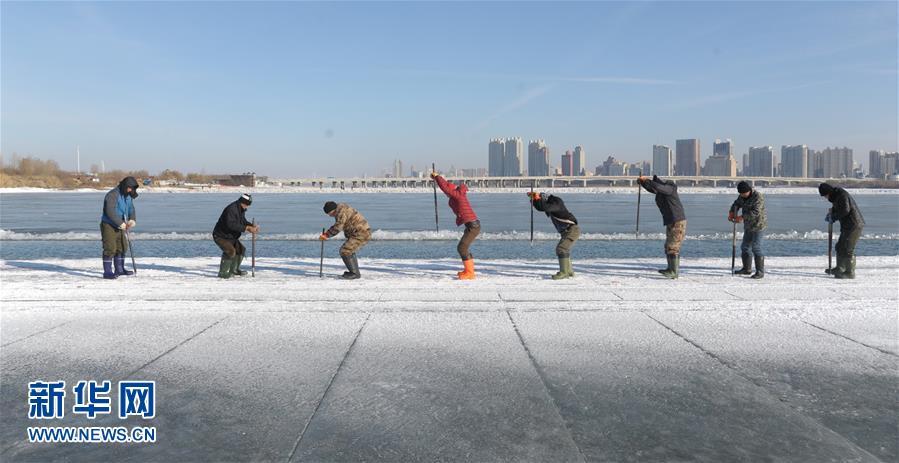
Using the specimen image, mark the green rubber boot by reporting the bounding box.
[231,253,246,276]
[218,255,234,279]
[552,256,573,280]
[660,254,679,279]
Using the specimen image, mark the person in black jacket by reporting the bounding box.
[638,175,687,279]
[528,192,579,279]
[819,183,865,279]
[212,194,259,278]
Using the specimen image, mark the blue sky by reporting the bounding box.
[2,1,896,177]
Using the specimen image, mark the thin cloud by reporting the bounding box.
[472,83,556,132]
[664,80,833,111]
[557,76,677,85]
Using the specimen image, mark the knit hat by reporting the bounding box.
[737,181,751,193]
[818,183,834,197]
[238,193,252,206]
[323,201,338,214]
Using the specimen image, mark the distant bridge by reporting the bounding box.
[268,175,885,189]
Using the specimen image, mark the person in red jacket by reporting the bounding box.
[431,170,480,279]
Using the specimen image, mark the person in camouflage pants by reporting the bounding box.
[729,181,767,279]
[638,175,687,279]
[320,201,371,280]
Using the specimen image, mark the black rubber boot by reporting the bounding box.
[835,256,855,279]
[734,253,752,275]
[341,254,360,280]
[218,255,233,279]
[114,253,134,276]
[660,254,678,279]
[103,256,117,280]
[831,254,849,278]
[750,255,764,279]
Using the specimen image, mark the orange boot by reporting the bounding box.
[457,259,476,280]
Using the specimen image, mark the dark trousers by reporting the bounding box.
[836,226,862,259]
[741,230,764,258]
[458,220,480,260]
[215,237,246,258]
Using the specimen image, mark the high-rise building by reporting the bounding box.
[561,151,574,176]
[652,144,673,176]
[504,137,524,176]
[869,150,886,178]
[488,139,505,176]
[781,145,808,178]
[883,152,899,177]
[747,146,774,177]
[392,159,403,178]
[713,139,733,157]
[819,147,853,178]
[573,146,586,176]
[675,139,701,176]
[807,149,821,178]
[703,154,737,177]
[528,140,550,177]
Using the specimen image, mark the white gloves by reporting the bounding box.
[127,220,136,228]
[118,222,128,230]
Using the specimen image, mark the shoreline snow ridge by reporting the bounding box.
[2,186,898,195]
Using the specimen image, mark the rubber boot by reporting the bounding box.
[660,254,678,279]
[341,254,360,280]
[835,255,856,279]
[103,256,117,280]
[231,254,246,276]
[657,257,671,275]
[831,253,849,278]
[750,255,764,279]
[218,255,233,279]
[114,253,133,276]
[734,253,752,275]
[552,256,573,280]
[458,259,476,280]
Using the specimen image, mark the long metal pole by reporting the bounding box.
[251,218,256,277]
[319,228,325,278]
[125,230,137,275]
[529,181,534,244]
[635,169,642,239]
[827,208,833,273]
[432,163,439,232]
[731,219,737,276]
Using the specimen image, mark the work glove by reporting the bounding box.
[527,191,541,201]
[319,233,329,241]
[825,212,832,224]
[118,222,128,231]
[127,220,136,229]
[727,211,735,222]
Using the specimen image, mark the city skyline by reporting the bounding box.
[1,2,896,177]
